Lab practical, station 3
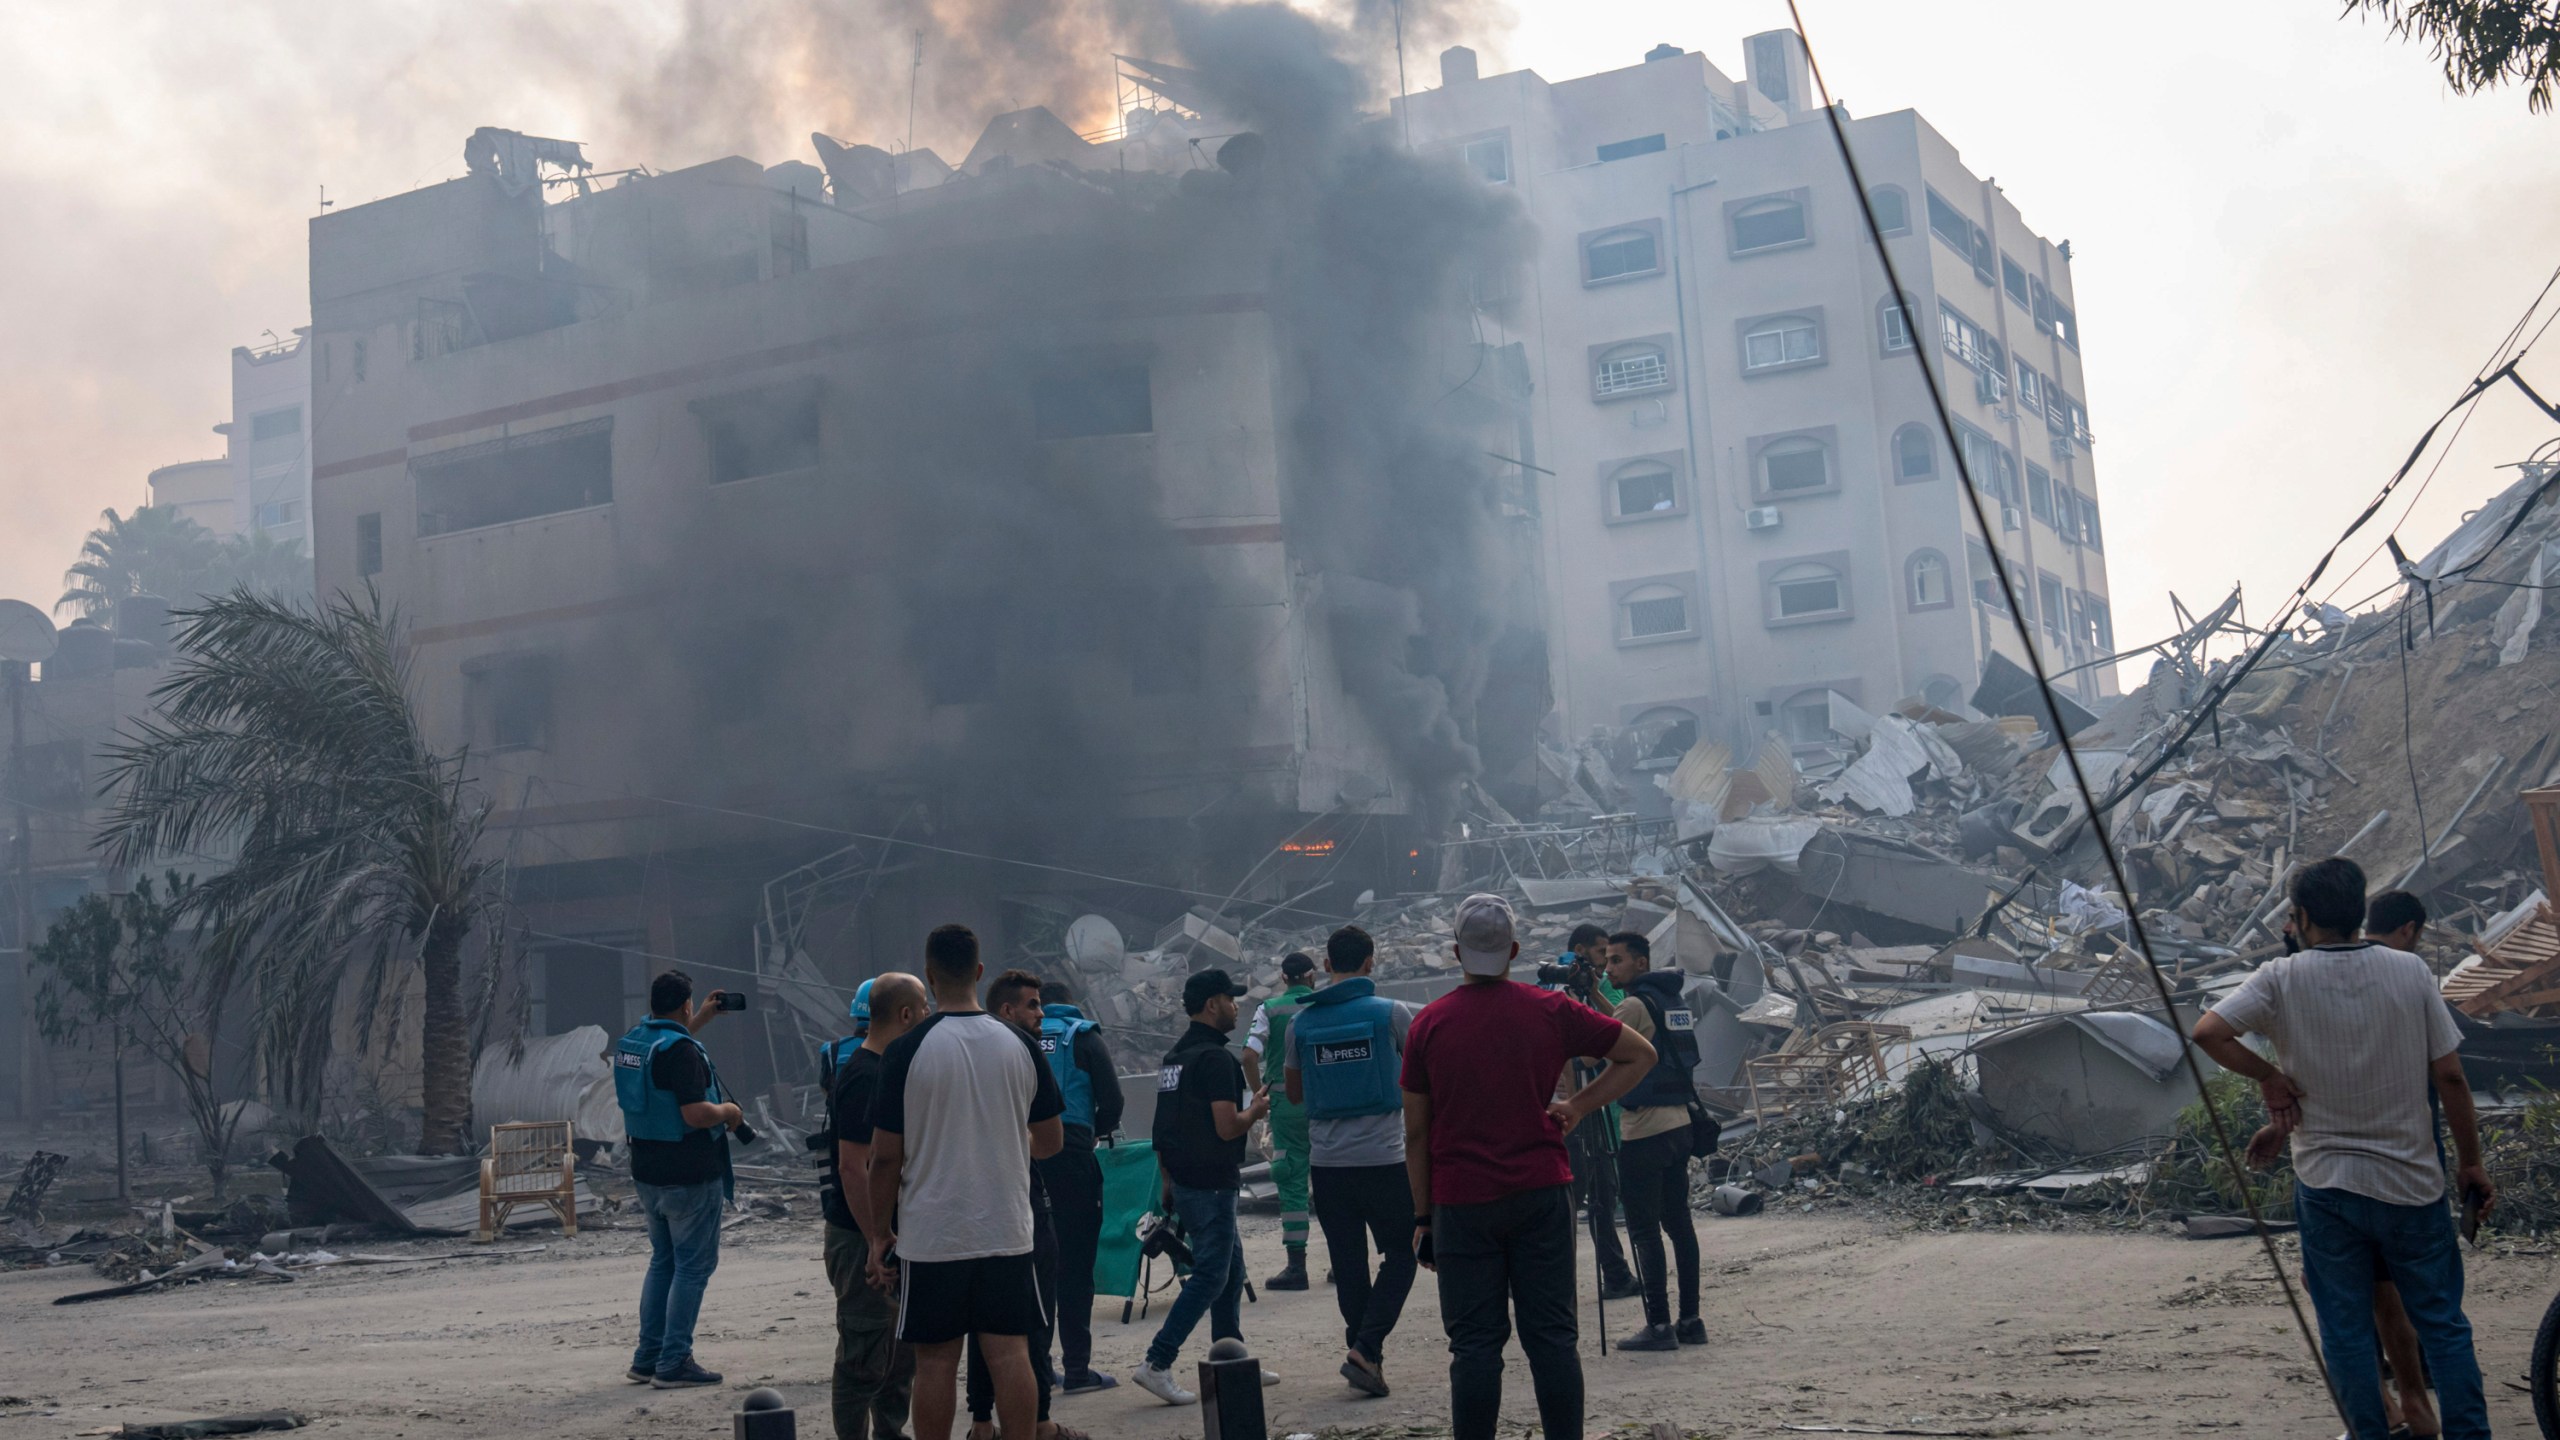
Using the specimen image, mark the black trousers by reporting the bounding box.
[1311,1162,1419,1364]
[1037,1145,1104,1374]
[1568,1126,1631,1282]
[1434,1184,1582,1440]
[1615,1126,1699,1327]
[965,1193,1056,1423]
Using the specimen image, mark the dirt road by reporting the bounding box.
[8,1206,2554,1437]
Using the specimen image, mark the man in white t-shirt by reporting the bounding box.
[2193,857,2491,1440]
[869,925,1066,1440]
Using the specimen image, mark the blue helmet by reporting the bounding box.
[851,978,875,1023]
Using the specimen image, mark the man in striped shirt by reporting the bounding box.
[2194,857,2492,1440]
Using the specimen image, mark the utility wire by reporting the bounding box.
[1779,4,2345,1424]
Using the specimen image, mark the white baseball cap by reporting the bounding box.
[1453,892,1519,977]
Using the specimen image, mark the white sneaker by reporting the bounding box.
[1131,1363,1197,1406]
[1260,1366,1281,1387]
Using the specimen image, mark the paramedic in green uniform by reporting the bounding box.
[1244,951,1318,1289]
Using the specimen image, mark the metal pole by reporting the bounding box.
[114,1033,128,1204]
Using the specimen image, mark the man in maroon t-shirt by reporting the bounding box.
[1401,893,1655,1440]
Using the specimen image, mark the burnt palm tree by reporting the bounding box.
[57,505,221,624]
[96,587,500,1153]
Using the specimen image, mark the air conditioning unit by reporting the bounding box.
[1744,506,1783,532]
[1974,368,2006,405]
[2001,505,2023,532]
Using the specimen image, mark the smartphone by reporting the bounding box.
[1415,1222,1435,1268]
[2462,1184,2488,1245]
[717,991,748,1012]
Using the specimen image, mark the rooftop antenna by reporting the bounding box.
[318,184,332,213]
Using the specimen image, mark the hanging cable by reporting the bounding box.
[1779,3,2344,1421]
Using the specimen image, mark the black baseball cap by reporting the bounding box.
[1183,968,1249,1014]
[1280,952,1317,979]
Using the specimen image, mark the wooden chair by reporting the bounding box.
[478,1121,577,1242]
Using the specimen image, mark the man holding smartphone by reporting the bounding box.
[616,969,747,1390]
[2193,858,2493,1440]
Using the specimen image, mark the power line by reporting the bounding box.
[1779,5,2344,1423]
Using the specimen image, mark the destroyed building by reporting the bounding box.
[1398,33,2118,773]
[301,60,1545,1095]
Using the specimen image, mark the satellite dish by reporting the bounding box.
[0,601,57,664]
[1064,914,1126,972]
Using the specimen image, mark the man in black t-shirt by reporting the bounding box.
[1134,969,1272,1405]
[826,972,926,1440]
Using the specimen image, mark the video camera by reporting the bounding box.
[1535,953,1603,1004]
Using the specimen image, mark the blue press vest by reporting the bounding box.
[1040,1005,1099,1129]
[819,1034,862,1091]
[1622,971,1703,1111]
[1293,977,1402,1120]
[615,1017,722,1143]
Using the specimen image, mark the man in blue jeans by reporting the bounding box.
[1133,969,1278,1405]
[614,969,745,1389]
[2195,857,2495,1440]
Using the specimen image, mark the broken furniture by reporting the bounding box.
[3,1150,69,1225]
[1742,1022,1909,1118]
[478,1121,579,1242]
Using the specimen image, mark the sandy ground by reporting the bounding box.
[7,1205,2558,1439]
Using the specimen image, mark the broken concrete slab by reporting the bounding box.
[1972,652,2096,736]
[1793,829,2006,937]
[1708,816,1823,876]
[1515,876,1628,909]
[1974,1011,2211,1153]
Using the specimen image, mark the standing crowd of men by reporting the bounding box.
[610,892,1715,1439]
[607,861,2502,1440]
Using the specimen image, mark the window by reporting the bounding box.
[696,381,822,483]
[251,407,301,442]
[2066,396,2093,447]
[2038,572,2068,646]
[1462,136,1511,184]
[1869,185,1909,234]
[2082,593,2114,651]
[1625,591,1689,639]
[1611,574,1698,644]
[1749,33,1795,106]
[1966,540,2019,614]
[1742,314,1821,372]
[465,654,552,751]
[1926,188,1973,251]
[2015,362,2047,417]
[1594,342,1671,397]
[2027,463,2054,523]
[2080,492,2104,551]
[1953,422,2016,502]
[1761,438,1828,495]
[1597,133,1667,163]
[1769,561,1847,622]
[1938,301,1993,370]
[2002,255,2030,308]
[1907,550,1952,609]
[1584,227,1660,283]
[415,417,613,536]
[2055,487,2081,547]
[1610,461,1679,518]
[2053,300,2080,349]
[1730,196,1809,253]
[1894,423,1936,481]
[356,512,383,577]
[1778,692,1832,745]
[1032,366,1152,439]
[2030,275,2055,333]
[253,500,299,529]
[1880,297,1915,353]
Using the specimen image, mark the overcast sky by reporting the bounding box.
[1,1,2554,677]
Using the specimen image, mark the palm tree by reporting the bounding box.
[58,506,221,624]
[207,529,315,604]
[96,587,501,1153]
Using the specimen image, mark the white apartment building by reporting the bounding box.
[223,331,313,548]
[1399,35,2116,763]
